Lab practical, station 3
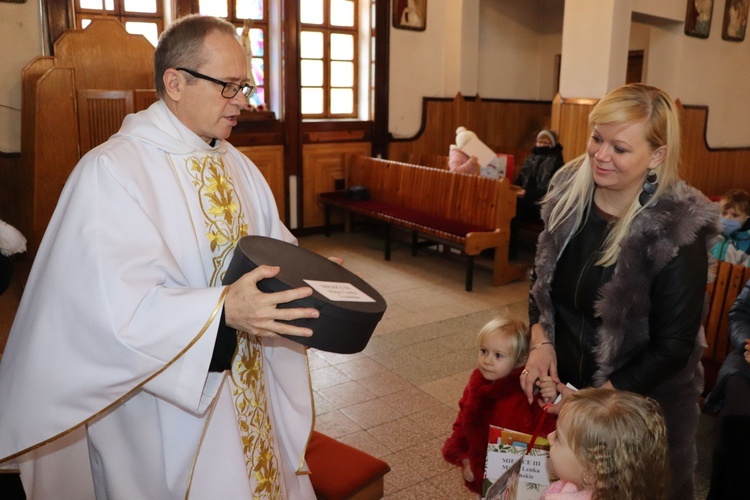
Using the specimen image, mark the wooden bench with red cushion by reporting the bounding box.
[319,155,527,291]
[306,431,390,500]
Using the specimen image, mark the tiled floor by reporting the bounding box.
[299,230,528,499]
[0,229,714,498]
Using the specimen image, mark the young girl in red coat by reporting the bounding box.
[442,315,555,495]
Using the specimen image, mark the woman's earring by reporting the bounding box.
[639,169,658,207]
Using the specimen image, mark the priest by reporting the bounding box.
[0,15,320,499]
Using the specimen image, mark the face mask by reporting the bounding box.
[721,217,743,236]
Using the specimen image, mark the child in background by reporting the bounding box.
[712,189,750,266]
[442,315,555,495]
[448,126,508,178]
[542,388,670,500]
[448,126,480,174]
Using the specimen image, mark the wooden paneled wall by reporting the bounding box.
[387,94,553,174]
[54,20,154,89]
[20,19,156,257]
[302,142,372,228]
[551,95,750,196]
[21,65,79,256]
[681,105,750,196]
[549,93,597,163]
[237,145,286,223]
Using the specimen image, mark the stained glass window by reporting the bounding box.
[300,0,359,118]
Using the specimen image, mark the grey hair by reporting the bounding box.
[154,15,238,98]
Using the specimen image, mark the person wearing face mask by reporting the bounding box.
[711,189,750,266]
[513,129,565,224]
[509,129,565,258]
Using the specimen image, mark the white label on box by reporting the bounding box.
[303,280,376,302]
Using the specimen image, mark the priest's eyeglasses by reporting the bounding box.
[176,68,254,100]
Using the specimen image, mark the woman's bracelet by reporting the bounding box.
[531,341,553,351]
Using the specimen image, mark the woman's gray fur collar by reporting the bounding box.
[531,175,720,385]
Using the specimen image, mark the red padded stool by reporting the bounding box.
[306,431,390,500]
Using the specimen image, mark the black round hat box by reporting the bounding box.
[222,236,387,354]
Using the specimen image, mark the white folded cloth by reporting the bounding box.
[0,219,27,256]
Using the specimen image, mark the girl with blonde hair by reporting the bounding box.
[443,314,555,495]
[543,388,670,500]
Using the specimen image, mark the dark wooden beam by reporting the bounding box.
[282,0,302,226]
[372,0,390,159]
[45,0,75,54]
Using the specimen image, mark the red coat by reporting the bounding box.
[442,367,556,494]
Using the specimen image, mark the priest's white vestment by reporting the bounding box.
[0,100,315,499]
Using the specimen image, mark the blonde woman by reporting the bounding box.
[520,83,719,499]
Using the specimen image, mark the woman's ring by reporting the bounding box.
[521,369,529,375]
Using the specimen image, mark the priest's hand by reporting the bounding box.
[224,265,320,338]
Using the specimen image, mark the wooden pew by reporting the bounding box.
[406,152,449,170]
[407,151,517,181]
[319,156,528,291]
[20,19,156,258]
[702,261,750,396]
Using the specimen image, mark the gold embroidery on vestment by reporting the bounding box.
[186,153,282,498]
[185,154,249,284]
[232,334,282,499]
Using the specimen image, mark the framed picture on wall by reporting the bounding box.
[722,0,749,41]
[685,0,714,38]
[393,0,427,32]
